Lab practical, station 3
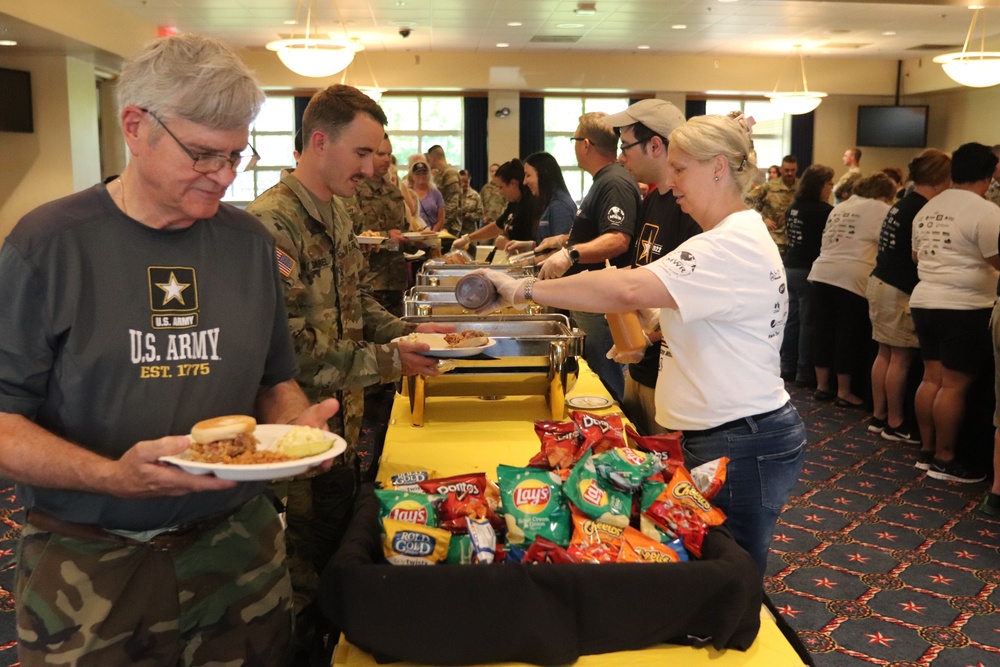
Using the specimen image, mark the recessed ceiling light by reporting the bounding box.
[508,22,522,27]
[557,23,585,29]
[395,1,406,5]
[637,45,650,49]
[0,39,17,46]
[718,0,739,3]
[283,19,297,25]
[672,24,687,30]
[497,42,509,48]
[882,31,896,36]
[390,20,417,27]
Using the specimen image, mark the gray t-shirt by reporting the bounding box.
[0,184,299,530]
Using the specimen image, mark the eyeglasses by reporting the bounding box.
[620,138,648,152]
[140,108,260,174]
[569,136,587,143]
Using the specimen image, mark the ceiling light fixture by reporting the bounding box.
[0,39,17,46]
[933,7,1000,88]
[507,22,522,27]
[672,24,687,30]
[266,0,360,78]
[766,44,827,115]
[497,43,509,48]
[637,45,650,50]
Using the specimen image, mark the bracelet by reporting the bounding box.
[523,277,537,304]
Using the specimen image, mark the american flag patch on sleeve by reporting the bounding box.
[275,247,295,277]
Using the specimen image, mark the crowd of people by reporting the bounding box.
[2,30,999,667]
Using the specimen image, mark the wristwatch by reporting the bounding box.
[566,245,581,264]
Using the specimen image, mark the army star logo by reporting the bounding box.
[157,272,190,306]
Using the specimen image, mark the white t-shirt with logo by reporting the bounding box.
[642,209,789,431]
[807,195,889,297]
[910,188,1000,310]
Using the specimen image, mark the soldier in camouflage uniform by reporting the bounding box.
[458,169,485,238]
[480,162,506,226]
[245,85,450,657]
[427,144,463,234]
[343,134,409,317]
[2,34,342,666]
[748,154,798,254]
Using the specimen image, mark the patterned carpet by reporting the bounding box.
[767,384,1000,667]
[0,386,995,666]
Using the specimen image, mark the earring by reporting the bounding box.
[714,176,719,181]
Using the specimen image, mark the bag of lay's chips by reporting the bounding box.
[563,453,631,528]
[566,509,626,563]
[382,517,451,565]
[497,465,572,547]
[617,525,684,563]
[447,533,474,564]
[375,489,443,528]
[590,446,661,493]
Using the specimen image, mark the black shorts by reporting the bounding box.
[911,307,993,374]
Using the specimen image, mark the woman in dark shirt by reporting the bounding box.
[866,149,951,441]
[781,164,834,387]
[451,159,536,251]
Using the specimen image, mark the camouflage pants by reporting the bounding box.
[15,495,293,667]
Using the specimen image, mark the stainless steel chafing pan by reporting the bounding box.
[399,314,584,425]
[404,285,546,317]
[415,263,535,287]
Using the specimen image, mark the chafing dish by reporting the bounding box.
[404,285,546,317]
[415,262,535,287]
[400,314,584,425]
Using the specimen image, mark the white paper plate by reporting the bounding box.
[404,249,426,261]
[159,425,346,481]
[402,231,440,241]
[357,236,387,245]
[392,333,498,358]
[566,395,614,410]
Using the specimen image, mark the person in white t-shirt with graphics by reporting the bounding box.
[468,112,806,576]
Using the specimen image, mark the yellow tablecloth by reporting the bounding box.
[352,363,806,667]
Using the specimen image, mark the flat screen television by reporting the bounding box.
[856,105,928,149]
[0,67,34,133]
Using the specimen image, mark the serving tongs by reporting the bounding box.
[507,249,537,265]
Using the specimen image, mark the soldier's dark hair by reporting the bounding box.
[795,164,834,202]
[782,154,798,165]
[951,142,997,184]
[427,145,445,157]
[301,84,387,151]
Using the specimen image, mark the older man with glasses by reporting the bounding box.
[533,111,640,403]
[0,33,343,666]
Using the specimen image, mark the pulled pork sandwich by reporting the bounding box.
[443,329,489,348]
[187,415,263,463]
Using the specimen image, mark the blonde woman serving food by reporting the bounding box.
[470,112,806,575]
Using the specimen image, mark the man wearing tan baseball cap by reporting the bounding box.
[602,99,701,435]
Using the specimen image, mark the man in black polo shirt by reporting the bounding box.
[604,100,702,434]
[537,111,640,402]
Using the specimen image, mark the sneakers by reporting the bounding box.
[926,459,987,484]
[914,450,934,471]
[867,417,886,434]
[978,492,1000,517]
[881,424,920,444]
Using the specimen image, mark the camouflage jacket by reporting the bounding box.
[480,181,506,224]
[246,169,417,456]
[459,186,484,237]
[748,177,797,248]
[437,165,463,235]
[345,176,409,291]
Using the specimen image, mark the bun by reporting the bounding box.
[190,415,257,444]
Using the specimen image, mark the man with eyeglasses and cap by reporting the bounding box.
[604,99,702,435]
[0,33,343,665]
